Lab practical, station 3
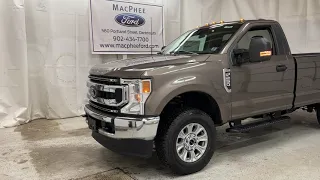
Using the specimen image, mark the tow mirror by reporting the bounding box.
[249,36,272,62]
[233,49,248,66]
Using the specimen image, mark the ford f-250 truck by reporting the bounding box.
[84,19,320,175]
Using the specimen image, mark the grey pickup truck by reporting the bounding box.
[84,19,320,175]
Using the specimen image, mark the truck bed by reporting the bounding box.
[292,53,320,108]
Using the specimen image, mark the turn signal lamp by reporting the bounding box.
[142,80,151,93]
[205,23,209,26]
[211,21,216,25]
[240,18,244,22]
[220,20,224,23]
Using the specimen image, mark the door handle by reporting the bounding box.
[276,64,287,72]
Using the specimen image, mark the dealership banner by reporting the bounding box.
[89,0,164,54]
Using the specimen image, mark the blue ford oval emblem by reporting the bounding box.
[114,13,145,27]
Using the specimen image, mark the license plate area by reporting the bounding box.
[87,116,115,134]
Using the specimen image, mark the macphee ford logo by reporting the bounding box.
[115,13,145,27]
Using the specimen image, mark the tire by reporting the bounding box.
[316,106,320,125]
[155,108,216,175]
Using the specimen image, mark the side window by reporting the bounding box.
[234,27,275,63]
[237,29,274,50]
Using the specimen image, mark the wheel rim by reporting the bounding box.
[175,123,208,163]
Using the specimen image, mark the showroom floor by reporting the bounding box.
[1,110,320,180]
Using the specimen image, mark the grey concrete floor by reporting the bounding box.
[1,110,320,180]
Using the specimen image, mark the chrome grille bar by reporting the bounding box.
[87,80,129,107]
[88,75,120,84]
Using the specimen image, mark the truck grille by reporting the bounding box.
[89,100,121,113]
[87,76,128,112]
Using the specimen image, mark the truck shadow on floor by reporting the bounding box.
[93,111,320,178]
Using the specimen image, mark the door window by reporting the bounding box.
[233,27,275,63]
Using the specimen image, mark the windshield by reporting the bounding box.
[161,23,242,55]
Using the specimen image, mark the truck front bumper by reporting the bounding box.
[84,105,160,158]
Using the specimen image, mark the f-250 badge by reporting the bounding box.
[223,68,231,93]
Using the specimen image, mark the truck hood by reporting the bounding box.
[89,54,211,78]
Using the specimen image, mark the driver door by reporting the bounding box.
[230,25,295,119]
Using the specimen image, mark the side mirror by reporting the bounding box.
[249,36,272,62]
[161,46,166,50]
[233,49,249,66]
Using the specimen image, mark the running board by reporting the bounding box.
[226,116,290,133]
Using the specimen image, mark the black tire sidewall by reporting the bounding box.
[166,110,216,174]
[317,108,320,124]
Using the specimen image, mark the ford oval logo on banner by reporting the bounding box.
[114,13,145,27]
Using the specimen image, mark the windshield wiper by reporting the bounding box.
[170,50,199,55]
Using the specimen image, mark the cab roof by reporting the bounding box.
[197,19,278,29]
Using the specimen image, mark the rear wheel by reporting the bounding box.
[155,108,216,175]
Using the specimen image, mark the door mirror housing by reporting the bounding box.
[161,46,166,50]
[249,36,272,62]
[233,49,249,66]
[233,49,245,66]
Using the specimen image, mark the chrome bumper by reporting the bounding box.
[84,105,160,140]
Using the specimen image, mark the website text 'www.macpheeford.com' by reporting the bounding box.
[99,43,159,49]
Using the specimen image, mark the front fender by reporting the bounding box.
[144,76,230,122]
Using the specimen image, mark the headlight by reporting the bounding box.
[120,79,152,115]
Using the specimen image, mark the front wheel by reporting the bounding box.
[155,108,216,175]
[316,106,320,125]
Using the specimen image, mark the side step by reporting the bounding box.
[226,116,290,133]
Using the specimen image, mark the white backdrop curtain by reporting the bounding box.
[0,0,320,127]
